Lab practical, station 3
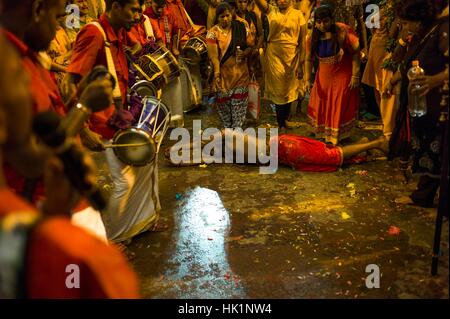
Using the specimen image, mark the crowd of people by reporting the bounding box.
[0,0,448,298]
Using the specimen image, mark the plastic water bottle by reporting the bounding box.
[236,46,242,63]
[407,60,427,117]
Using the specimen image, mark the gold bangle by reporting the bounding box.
[398,38,407,47]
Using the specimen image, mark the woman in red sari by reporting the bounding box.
[305,5,360,145]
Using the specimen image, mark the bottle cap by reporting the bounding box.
[412,60,419,67]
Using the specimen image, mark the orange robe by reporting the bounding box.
[0,187,140,298]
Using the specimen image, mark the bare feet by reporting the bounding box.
[377,136,390,155]
[394,195,414,205]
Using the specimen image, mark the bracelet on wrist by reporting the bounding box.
[398,38,407,47]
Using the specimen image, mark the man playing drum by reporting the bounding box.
[0,0,113,205]
[0,33,140,298]
[66,0,166,248]
[126,0,164,51]
[145,0,188,126]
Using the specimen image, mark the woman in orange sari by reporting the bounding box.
[305,5,360,145]
[206,2,252,128]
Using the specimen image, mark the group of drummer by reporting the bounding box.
[57,0,215,247]
[125,0,209,127]
[40,0,260,247]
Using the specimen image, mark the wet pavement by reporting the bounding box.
[126,101,449,299]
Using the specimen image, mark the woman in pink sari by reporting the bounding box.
[305,5,360,145]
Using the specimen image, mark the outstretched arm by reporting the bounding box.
[356,5,368,61]
[254,0,269,14]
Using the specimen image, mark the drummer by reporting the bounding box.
[144,0,182,56]
[66,0,166,248]
[166,0,208,46]
[166,0,192,43]
[145,0,188,126]
[126,0,164,52]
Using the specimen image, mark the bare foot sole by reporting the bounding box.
[394,195,414,205]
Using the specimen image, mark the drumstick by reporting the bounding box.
[177,29,181,53]
[104,142,152,148]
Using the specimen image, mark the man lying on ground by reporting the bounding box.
[165,130,389,172]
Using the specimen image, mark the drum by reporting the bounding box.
[130,80,160,99]
[128,80,161,122]
[182,37,208,65]
[133,46,181,89]
[112,97,171,166]
[179,62,202,113]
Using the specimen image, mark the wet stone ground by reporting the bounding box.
[126,100,449,299]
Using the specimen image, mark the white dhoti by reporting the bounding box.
[101,143,161,243]
[161,75,184,127]
[71,207,108,243]
[161,59,203,123]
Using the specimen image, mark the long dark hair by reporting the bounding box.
[215,2,233,25]
[310,5,339,58]
[395,0,440,30]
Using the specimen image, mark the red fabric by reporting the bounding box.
[67,14,129,139]
[307,23,360,145]
[0,187,140,298]
[167,0,191,35]
[127,14,161,46]
[2,31,67,116]
[144,6,181,47]
[2,30,67,203]
[276,134,343,172]
[127,23,146,46]
[0,188,38,217]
